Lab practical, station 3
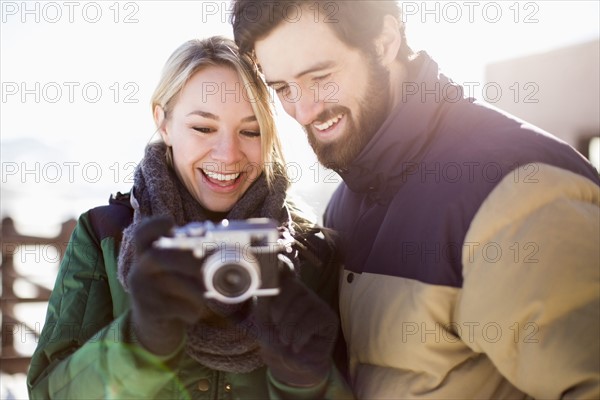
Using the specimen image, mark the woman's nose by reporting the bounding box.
[211,132,243,166]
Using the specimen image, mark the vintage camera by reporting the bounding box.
[154,218,284,304]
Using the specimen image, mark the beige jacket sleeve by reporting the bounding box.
[455,164,599,399]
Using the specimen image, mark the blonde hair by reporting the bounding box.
[151,36,286,187]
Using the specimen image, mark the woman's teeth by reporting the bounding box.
[314,113,343,131]
[203,170,240,182]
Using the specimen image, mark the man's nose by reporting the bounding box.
[283,87,324,126]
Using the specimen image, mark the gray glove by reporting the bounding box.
[128,216,217,355]
[253,268,339,387]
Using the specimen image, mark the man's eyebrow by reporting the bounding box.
[187,111,257,123]
[265,61,335,86]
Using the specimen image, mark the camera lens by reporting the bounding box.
[203,250,261,303]
[212,264,252,297]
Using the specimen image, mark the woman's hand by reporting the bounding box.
[128,217,216,356]
[253,268,339,387]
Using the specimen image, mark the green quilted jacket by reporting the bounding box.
[27,194,353,399]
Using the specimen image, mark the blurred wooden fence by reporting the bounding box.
[1,217,76,374]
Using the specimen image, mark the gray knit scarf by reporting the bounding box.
[118,141,289,373]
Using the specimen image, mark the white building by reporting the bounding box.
[485,40,599,170]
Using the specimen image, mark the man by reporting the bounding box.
[232,1,600,398]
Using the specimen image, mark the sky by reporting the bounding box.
[1,0,599,236]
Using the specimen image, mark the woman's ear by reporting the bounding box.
[154,105,170,145]
[375,15,403,67]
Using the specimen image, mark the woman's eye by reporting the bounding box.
[192,127,212,134]
[241,130,261,138]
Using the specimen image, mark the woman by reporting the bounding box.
[27,37,352,399]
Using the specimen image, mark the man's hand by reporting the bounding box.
[128,217,216,356]
[254,268,339,387]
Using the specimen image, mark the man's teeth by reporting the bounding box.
[314,114,343,131]
[203,170,240,181]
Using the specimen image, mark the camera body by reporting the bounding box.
[154,218,283,304]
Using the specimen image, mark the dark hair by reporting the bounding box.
[231,0,413,63]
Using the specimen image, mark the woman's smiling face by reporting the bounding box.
[157,65,263,212]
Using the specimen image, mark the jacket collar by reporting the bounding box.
[335,52,465,196]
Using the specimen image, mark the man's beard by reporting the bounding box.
[305,57,392,170]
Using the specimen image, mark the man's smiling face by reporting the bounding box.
[255,13,391,170]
